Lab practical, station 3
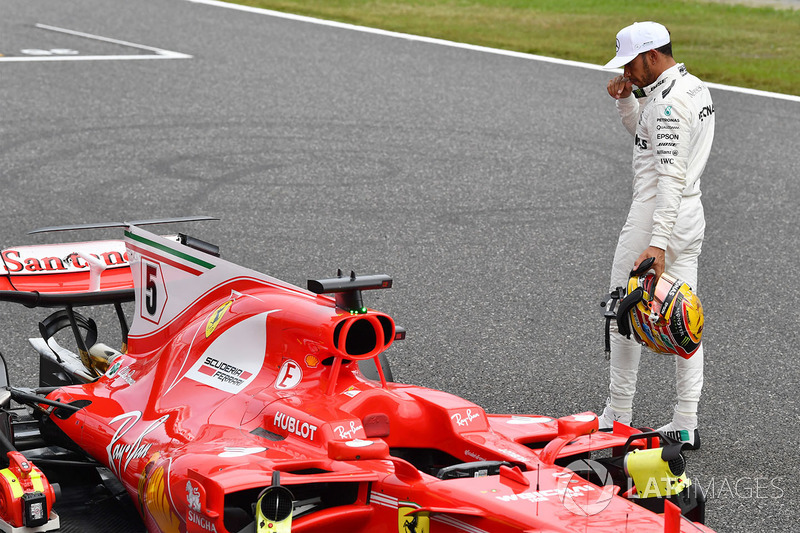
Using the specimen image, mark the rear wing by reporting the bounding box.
[0,240,134,307]
[0,218,217,380]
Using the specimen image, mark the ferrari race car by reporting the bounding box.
[0,219,714,533]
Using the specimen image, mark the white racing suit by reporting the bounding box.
[608,64,715,424]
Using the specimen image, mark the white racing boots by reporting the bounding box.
[656,407,701,450]
[599,401,701,450]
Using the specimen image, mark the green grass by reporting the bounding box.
[223,0,800,96]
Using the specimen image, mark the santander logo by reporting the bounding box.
[0,241,129,275]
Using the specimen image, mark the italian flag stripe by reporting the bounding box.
[127,243,205,276]
[125,231,215,270]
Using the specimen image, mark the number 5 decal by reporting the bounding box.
[141,259,167,324]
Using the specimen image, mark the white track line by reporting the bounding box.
[185,0,799,104]
[0,23,192,62]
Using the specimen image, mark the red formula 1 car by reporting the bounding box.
[0,220,714,533]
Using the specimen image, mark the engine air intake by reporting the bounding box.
[332,314,394,361]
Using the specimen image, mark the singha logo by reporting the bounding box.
[187,481,201,512]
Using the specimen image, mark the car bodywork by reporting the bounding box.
[0,223,713,532]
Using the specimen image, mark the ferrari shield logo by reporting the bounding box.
[206,301,232,338]
[398,505,429,533]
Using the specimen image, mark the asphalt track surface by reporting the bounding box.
[1,1,799,531]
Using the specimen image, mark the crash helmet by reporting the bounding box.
[617,270,703,359]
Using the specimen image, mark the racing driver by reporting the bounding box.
[598,21,715,449]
